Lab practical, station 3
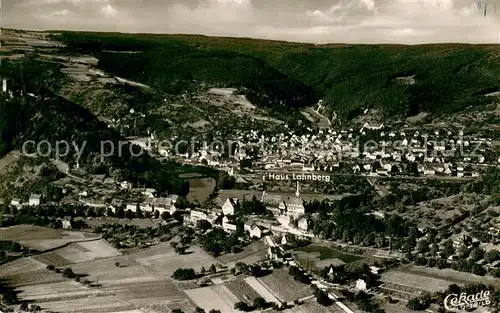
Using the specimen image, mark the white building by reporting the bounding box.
[279,197,305,217]
[297,217,309,231]
[355,279,367,291]
[10,198,21,207]
[142,188,156,198]
[126,204,137,212]
[222,216,237,232]
[190,210,208,224]
[250,224,262,238]
[222,198,239,216]
[120,181,132,189]
[62,219,72,229]
[362,122,384,131]
[29,194,41,206]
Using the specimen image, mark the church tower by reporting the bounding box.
[295,181,300,198]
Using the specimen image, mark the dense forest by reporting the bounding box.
[53,32,500,119]
[0,55,187,195]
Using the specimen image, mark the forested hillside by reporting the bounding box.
[54,32,500,119]
[0,55,187,195]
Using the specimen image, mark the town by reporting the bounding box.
[1,13,500,313]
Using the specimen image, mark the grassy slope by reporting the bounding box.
[55,32,500,119]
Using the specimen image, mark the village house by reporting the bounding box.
[126,204,137,212]
[244,220,262,238]
[142,188,156,198]
[62,219,72,229]
[10,198,21,207]
[452,233,473,249]
[29,194,41,206]
[222,197,239,216]
[355,279,368,291]
[222,216,237,232]
[120,181,132,189]
[190,209,208,224]
[361,122,384,131]
[297,217,309,231]
[279,197,305,217]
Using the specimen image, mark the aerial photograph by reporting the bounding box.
[0,0,500,312]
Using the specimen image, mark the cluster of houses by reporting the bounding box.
[187,186,314,239]
[10,194,41,208]
[140,122,496,179]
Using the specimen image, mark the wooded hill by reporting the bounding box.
[54,31,500,119]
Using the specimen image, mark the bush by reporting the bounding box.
[62,268,75,278]
[172,268,196,280]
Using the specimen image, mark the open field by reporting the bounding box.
[258,269,313,303]
[401,265,500,289]
[270,299,344,313]
[293,245,362,270]
[216,241,267,266]
[0,257,46,277]
[133,243,217,273]
[223,278,261,303]
[0,225,99,251]
[33,251,74,266]
[185,285,238,313]
[54,239,121,263]
[244,276,281,304]
[0,226,199,313]
[83,217,161,229]
[380,269,453,293]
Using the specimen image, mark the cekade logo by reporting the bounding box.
[444,290,491,312]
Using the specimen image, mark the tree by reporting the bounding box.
[125,209,134,219]
[208,310,221,313]
[458,245,470,259]
[441,239,455,258]
[12,242,21,252]
[200,266,206,275]
[253,296,267,309]
[315,290,332,306]
[194,307,205,313]
[114,262,120,268]
[174,246,187,254]
[46,264,55,271]
[172,309,184,313]
[417,239,430,254]
[106,207,114,217]
[172,268,196,280]
[234,302,249,311]
[161,211,170,220]
[154,210,160,219]
[209,264,217,274]
[470,247,485,262]
[196,220,212,232]
[20,302,29,311]
[135,207,143,218]
[62,268,75,278]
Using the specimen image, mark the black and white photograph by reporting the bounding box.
[0,1,500,313]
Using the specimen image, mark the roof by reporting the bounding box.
[30,194,41,199]
[285,197,303,206]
